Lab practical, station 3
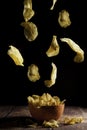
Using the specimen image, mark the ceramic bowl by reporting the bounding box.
[28,103,65,121]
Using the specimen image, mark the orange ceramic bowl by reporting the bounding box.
[29,103,65,121]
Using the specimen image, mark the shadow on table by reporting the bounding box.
[0,116,39,128]
[0,116,87,130]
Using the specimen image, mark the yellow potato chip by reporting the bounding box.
[27,64,40,82]
[58,10,71,28]
[7,45,24,66]
[50,0,57,10]
[27,93,65,107]
[23,8,35,22]
[21,21,38,42]
[23,0,32,9]
[60,38,84,63]
[44,62,57,87]
[23,0,35,22]
[46,35,60,57]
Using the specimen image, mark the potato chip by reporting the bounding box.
[27,93,64,107]
[42,119,59,128]
[50,0,57,10]
[23,0,32,9]
[44,62,57,87]
[7,45,24,66]
[41,93,48,101]
[27,96,34,104]
[21,21,38,41]
[23,8,35,22]
[23,0,35,22]
[32,95,39,99]
[63,116,84,125]
[27,64,40,82]
[46,35,60,57]
[58,10,71,28]
[60,38,84,63]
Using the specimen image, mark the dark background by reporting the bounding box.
[0,0,86,107]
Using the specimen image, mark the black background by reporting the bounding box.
[0,0,86,107]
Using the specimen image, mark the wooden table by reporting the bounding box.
[0,106,87,130]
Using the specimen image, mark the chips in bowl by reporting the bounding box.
[27,93,65,121]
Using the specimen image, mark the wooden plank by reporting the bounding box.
[0,128,52,130]
[8,106,31,117]
[63,106,83,116]
[53,123,87,130]
[0,106,14,118]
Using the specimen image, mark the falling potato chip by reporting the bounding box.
[21,21,38,41]
[27,64,40,82]
[60,38,84,63]
[23,0,32,9]
[46,35,60,57]
[7,45,24,66]
[58,10,71,28]
[23,8,35,22]
[23,0,35,22]
[44,62,57,87]
[50,0,57,10]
